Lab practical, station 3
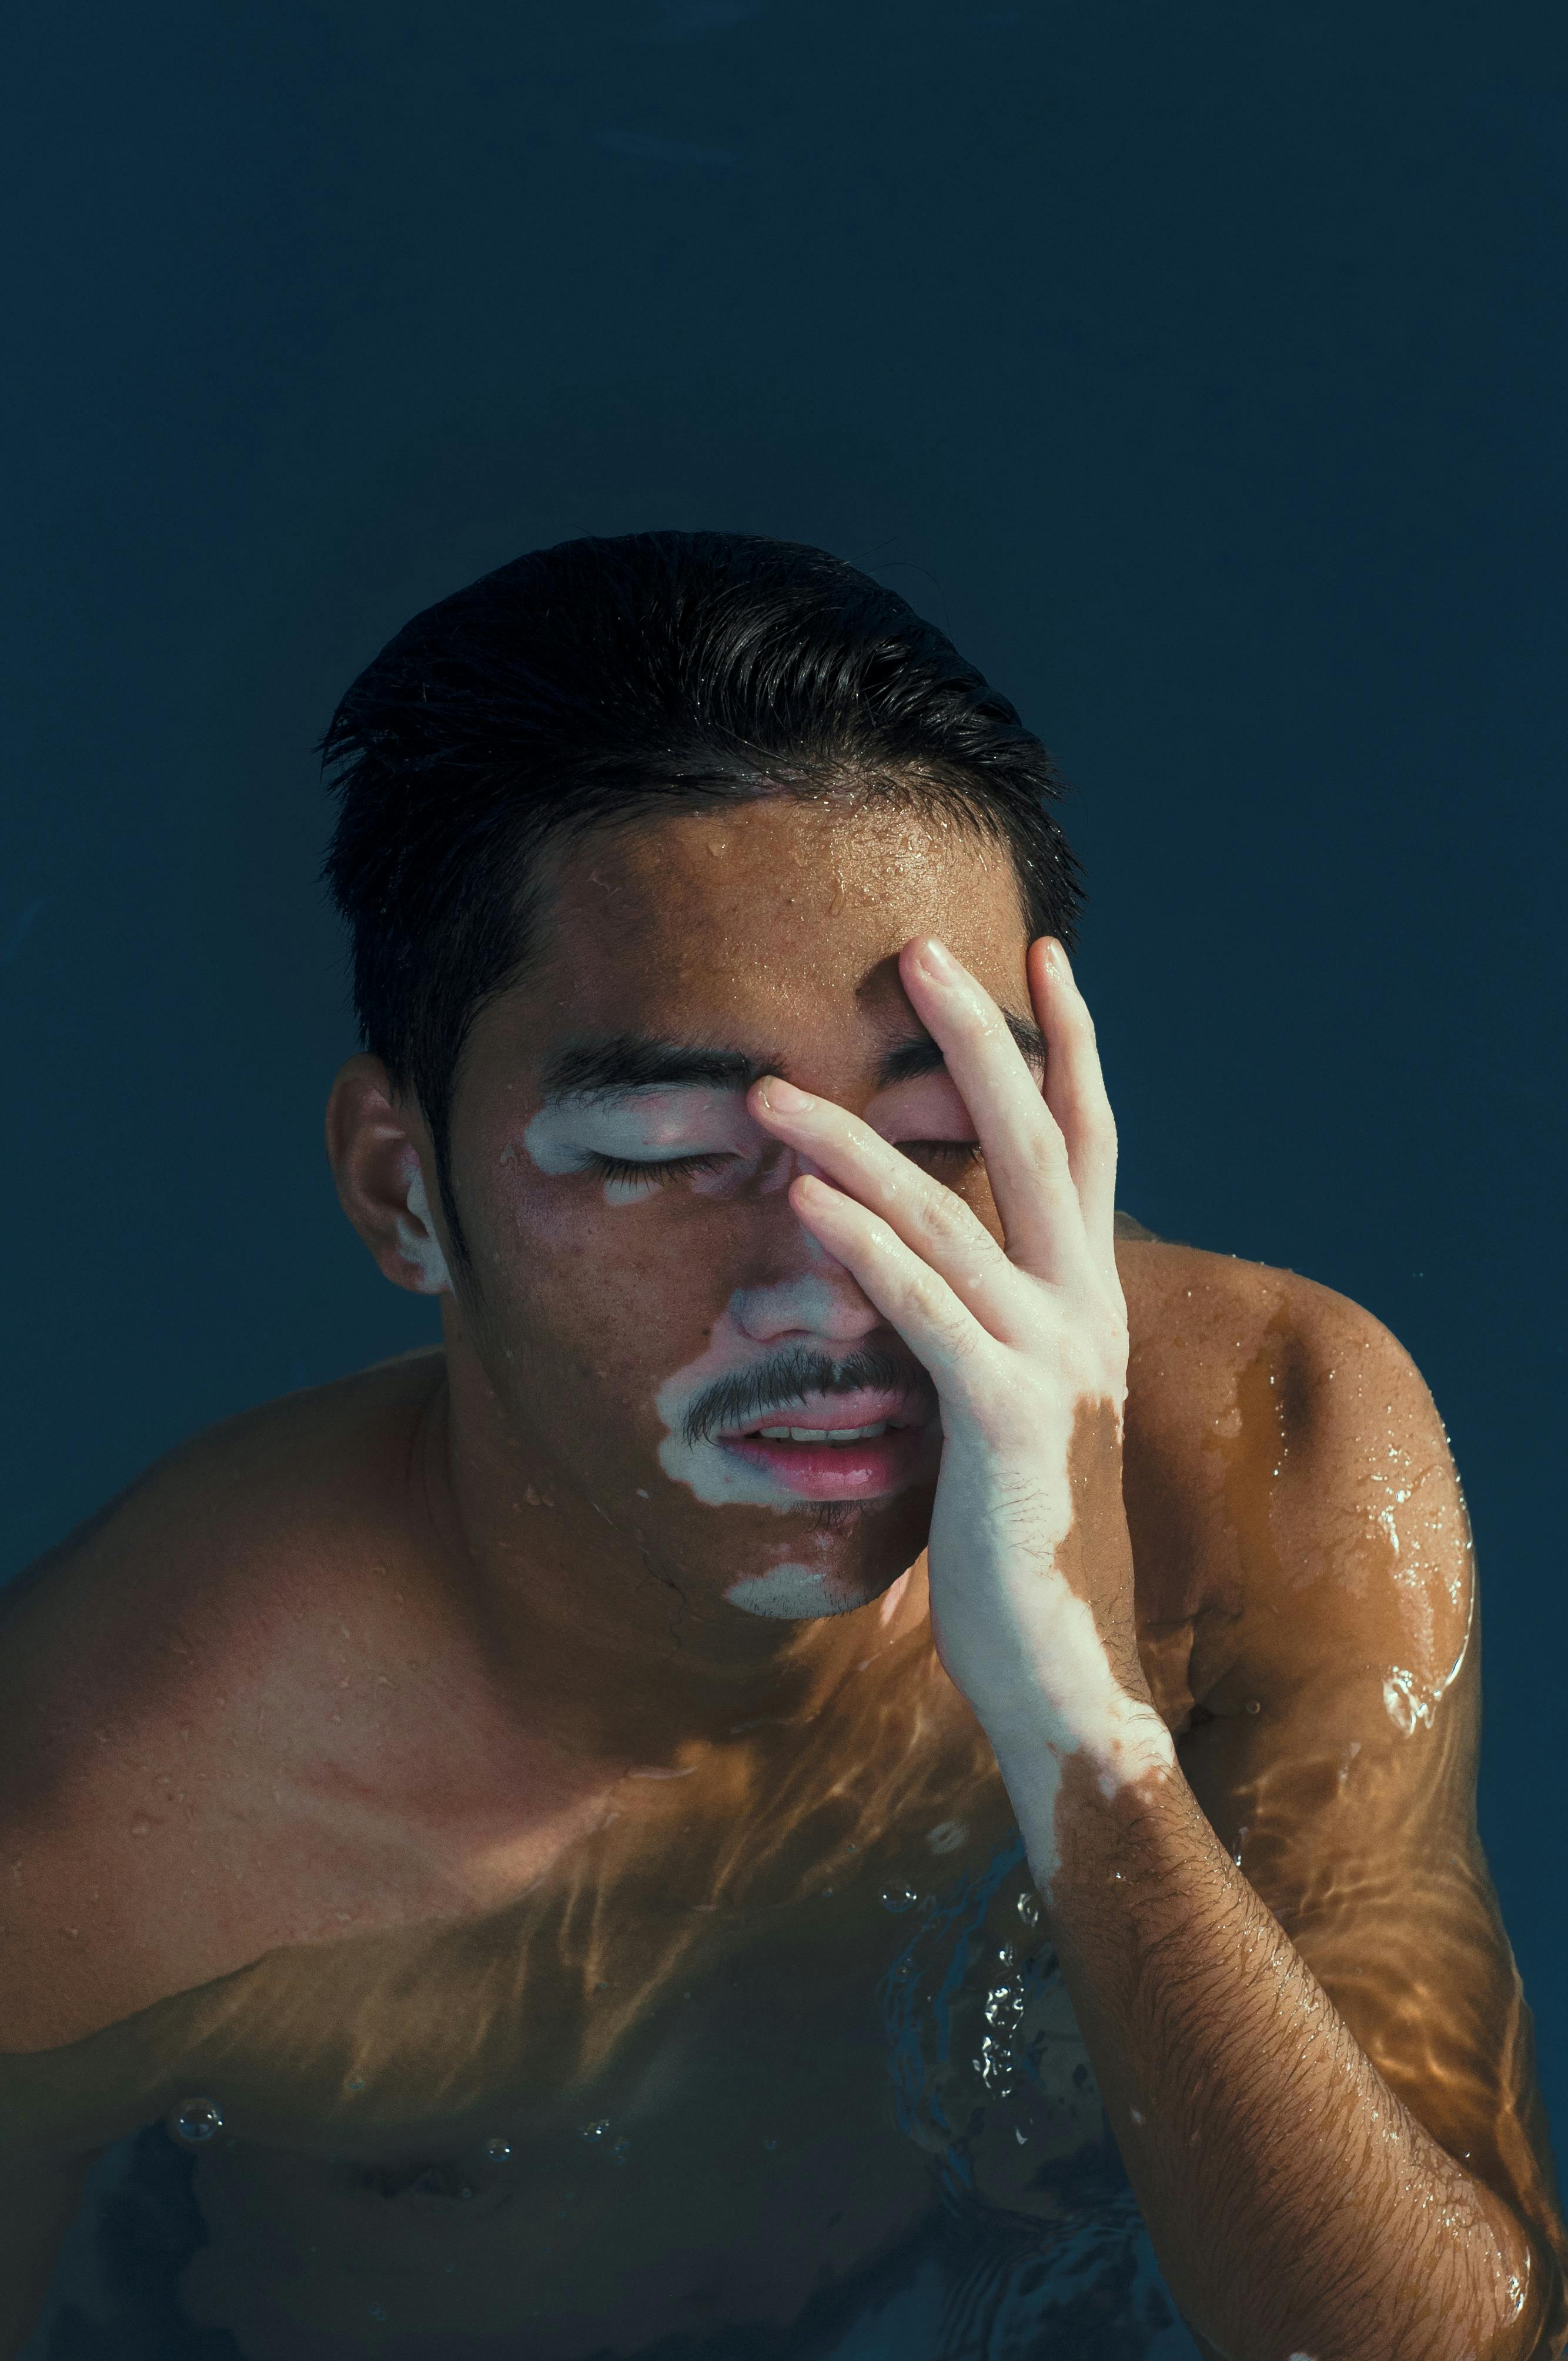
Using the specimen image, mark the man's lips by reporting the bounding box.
[715,1409,937,1500]
[716,1387,934,1442]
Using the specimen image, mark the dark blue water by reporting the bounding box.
[6,0,1564,2344]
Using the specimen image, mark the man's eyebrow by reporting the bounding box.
[537,1012,1047,1105]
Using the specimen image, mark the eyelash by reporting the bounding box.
[584,1144,984,1188]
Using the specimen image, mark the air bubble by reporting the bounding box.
[880,1885,918,1913]
[1016,1892,1041,1927]
[483,2136,513,2163]
[169,2096,224,2146]
[582,2119,610,2142]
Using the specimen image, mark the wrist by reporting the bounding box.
[985,1683,1179,1890]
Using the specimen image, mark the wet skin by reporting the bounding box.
[1,797,1564,2359]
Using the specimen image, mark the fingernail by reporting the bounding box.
[920,937,957,976]
[758,1075,815,1113]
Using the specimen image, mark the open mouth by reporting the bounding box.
[717,1413,935,1499]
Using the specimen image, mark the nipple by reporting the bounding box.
[169,2096,225,2146]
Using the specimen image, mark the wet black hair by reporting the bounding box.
[321,529,1081,1281]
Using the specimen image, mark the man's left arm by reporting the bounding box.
[747,932,1567,2361]
[1004,1292,1568,2361]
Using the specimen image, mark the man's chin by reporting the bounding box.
[721,1556,911,1623]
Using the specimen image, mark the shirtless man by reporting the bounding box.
[2,531,1563,2360]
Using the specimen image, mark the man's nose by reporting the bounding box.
[728,1153,884,1345]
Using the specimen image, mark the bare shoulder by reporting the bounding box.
[1117,1229,1426,1417]
[0,1349,457,2052]
[1115,1233,1460,1705]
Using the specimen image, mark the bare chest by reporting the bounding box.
[134,1792,1118,2356]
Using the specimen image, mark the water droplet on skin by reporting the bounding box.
[131,1820,151,1838]
[483,2136,512,2163]
[1244,1698,1262,1714]
[170,2097,225,2145]
[1017,1892,1041,1927]
[926,1820,967,1855]
[880,1885,918,1912]
[1129,2107,1145,2125]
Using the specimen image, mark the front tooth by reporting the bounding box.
[792,1423,890,1443]
[753,1422,892,1443]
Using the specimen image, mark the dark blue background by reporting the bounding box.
[5,0,1564,2138]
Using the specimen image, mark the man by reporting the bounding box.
[2,531,1563,2360]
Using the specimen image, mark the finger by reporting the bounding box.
[750,1076,1027,1342]
[1027,937,1119,1273]
[897,936,1088,1285]
[787,1172,1004,1411]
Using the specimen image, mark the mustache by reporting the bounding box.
[681,1345,927,1451]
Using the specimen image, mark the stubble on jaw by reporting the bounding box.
[804,1499,878,1538]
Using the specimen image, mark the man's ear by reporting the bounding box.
[325,1054,454,1296]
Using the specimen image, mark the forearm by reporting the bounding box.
[990,1723,1546,2361]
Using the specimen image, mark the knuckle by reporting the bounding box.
[917,1183,987,1251]
[1023,1124,1072,1183]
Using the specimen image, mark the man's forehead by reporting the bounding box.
[537,797,1028,955]
[518,799,1040,1101]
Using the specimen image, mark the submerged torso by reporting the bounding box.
[36,1746,1193,2360]
[9,1232,1299,2358]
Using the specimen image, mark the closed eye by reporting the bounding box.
[583,1152,738,1186]
[582,1142,983,1189]
[911,1141,982,1161]
[581,1142,987,1190]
